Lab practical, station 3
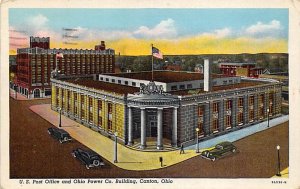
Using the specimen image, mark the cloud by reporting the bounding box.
[244,20,282,37]
[200,27,232,38]
[133,18,177,39]
[26,14,49,31]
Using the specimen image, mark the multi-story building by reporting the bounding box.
[219,62,264,78]
[50,65,282,150]
[16,37,115,99]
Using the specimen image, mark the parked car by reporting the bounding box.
[47,127,72,143]
[72,148,105,169]
[201,141,237,161]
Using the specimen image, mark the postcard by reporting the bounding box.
[1,0,300,188]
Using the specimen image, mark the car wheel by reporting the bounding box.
[211,157,216,161]
[59,139,63,144]
[71,152,76,157]
[232,148,236,153]
[93,160,100,167]
[85,165,90,170]
[47,130,51,135]
[63,137,68,142]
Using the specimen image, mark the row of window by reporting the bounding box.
[100,77,137,87]
[55,89,114,131]
[196,94,276,137]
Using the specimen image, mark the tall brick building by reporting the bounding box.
[50,69,282,150]
[16,37,115,99]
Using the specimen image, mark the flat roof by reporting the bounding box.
[63,78,139,95]
[171,81,263,96]
[105,71,235,83]
[62,77,265,96]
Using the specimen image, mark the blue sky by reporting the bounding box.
[9,8,288,55]
[9,8,288,37]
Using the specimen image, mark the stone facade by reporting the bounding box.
[50,77,282,150]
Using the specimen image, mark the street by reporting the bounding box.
[9,97,288,178]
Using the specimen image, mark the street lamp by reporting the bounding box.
[114,132,118,163]
[276,145,281,177]
[196,128,200,153]
[267,108,270,128]
[58,107,62,127]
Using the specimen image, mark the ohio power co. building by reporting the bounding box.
[50,60,282,150]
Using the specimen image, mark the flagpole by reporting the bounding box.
[151,44,154,81]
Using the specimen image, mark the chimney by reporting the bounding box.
[204,58,212,92]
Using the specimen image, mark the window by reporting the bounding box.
[132,82,136,86]
[100,77,103,81]
[125,81,128,85]
[107,103,113,131]
[223,80,228,85]
[61,90,64,110]
[118,80,121,84]
[106,78,109,82]
[179,85,185,90]
[226,100,232,109]
[89,97,93,123]
[74,93,78,116]
[238,97,243,107]
[81,95,85,119]
[67,91,71,112]
[98,100,102,127]
[112,79,115,83]
[197,105,204,136]
[213,103,218,112]
[187,84,192,89]
[171,85,177,91]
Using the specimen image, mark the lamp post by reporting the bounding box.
[267,108,270,128]
[114,132,118,163]
[276,145,281,177]
[196,128,200,153]
[58,107,62,127]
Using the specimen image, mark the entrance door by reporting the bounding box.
[150,121,157,137]
[34,89,40,98]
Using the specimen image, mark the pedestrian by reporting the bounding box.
[180,144,185,154]
[159,157,163,167]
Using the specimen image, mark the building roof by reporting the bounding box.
[61,77,265,97]
[105,71,234,83]
[171,81,263,96]
[63,77,139,95]
[219,62,256,66]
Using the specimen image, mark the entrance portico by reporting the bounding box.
[127,82,179,150]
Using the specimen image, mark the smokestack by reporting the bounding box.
[204,58,212,92]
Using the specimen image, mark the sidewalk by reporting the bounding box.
[30,104,198,171]
[272,168,289,178]
[30,104,289,171]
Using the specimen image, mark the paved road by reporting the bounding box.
[9,98,289,178]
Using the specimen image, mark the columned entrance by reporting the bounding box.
[127,81,179,150]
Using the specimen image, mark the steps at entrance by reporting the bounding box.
[126,142,179,152]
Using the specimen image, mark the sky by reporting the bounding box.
[9,9,288,55]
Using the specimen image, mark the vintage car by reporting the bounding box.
[47,127,72,143]
[201,141,237,161]
[72,148,105,169]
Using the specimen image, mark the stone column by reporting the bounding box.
[128,107,133,146]
[157,108,163,150]
[140,108,146,149]
[172,107,178,147]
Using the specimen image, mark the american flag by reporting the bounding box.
[56,52,64,58]
[152,46,163,59]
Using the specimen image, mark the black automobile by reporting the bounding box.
[47,127,72,143]
[201,141,237,161]
[72,148,105,169]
